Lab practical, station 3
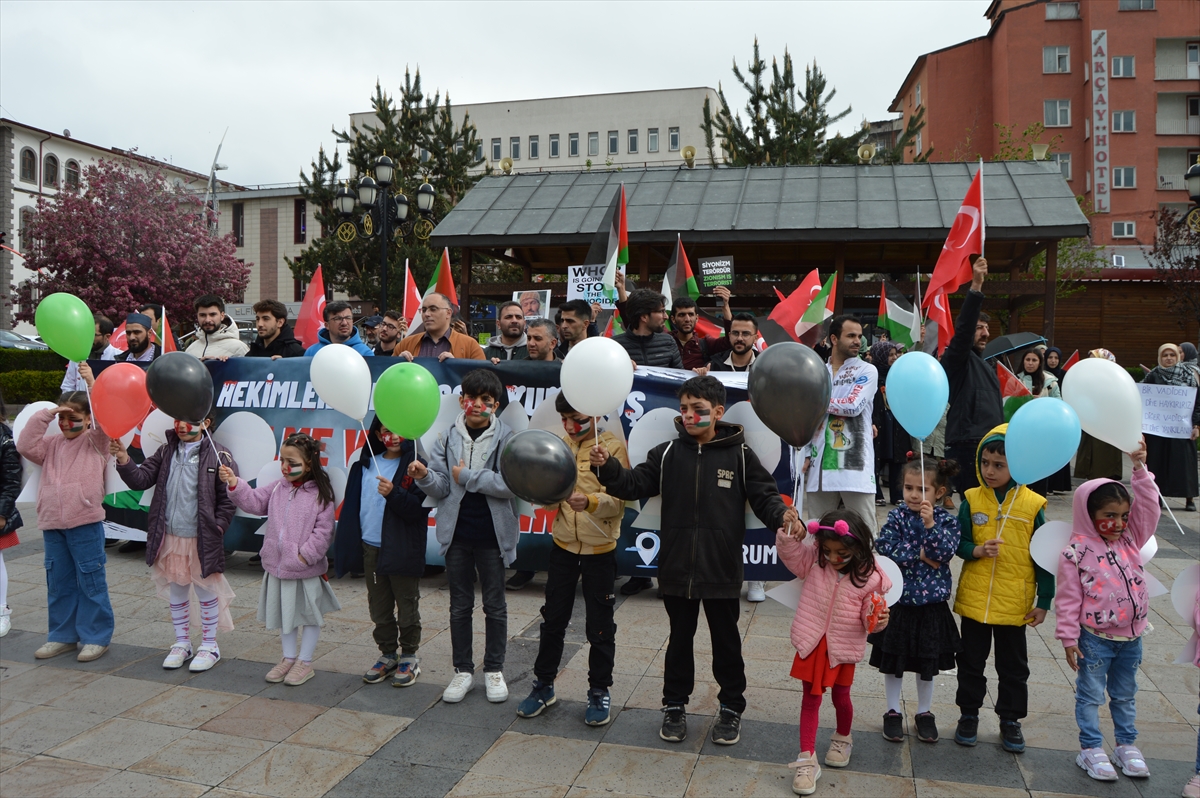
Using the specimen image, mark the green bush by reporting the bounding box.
[0,348,67,372]
[0,370,65,404]
[1125,366,1145,383]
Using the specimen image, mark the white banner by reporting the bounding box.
[567,263,623,308]
[1140,383,1197,439]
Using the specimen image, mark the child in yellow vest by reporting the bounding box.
[951,424,1053,754]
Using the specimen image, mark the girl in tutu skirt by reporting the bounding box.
[0,397,24,638]
[869,455,962,745]
[220,432,340,687]
[112,410,237,672]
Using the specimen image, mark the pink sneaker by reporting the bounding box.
[284,660,315,686]
[1182,773,1200,798]
[265,657,296,683]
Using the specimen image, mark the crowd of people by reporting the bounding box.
[1,256,1198,797]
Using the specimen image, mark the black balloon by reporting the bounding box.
[747,342,832,449]
[145,352,214,423]
[500,429,578,506]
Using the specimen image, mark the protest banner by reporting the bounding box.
[1140,383,1198,439]
[567,263,624,308]
[697,256,735,294]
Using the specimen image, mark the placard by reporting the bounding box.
[1140,383,1197,439]
[513,289,551,319]
[697,256,735,293]
[567,263,623,308]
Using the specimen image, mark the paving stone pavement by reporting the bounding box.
[1,492,1197,797]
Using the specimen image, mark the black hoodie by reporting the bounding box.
[247,323,306,358]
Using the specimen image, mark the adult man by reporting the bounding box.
[186,295,249,359]
[115,313,161,363]
[612,289,684,370]
[393,293,485,361]
[305,301,374,356]
[942,257,1002,498]
[62,314,115,391]
[374,311,405,357]
[707,314,758,372]
[138,303,181,351]
[361,316,382,349]
[670,288,733,371]
[554,300,593,359]
[485,301,529,362]
[525,319,560,362]
[803,315,879,533]
[247,299,305,358]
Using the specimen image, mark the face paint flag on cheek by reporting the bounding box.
[1096,518,1123,535]
[282,463,305,479]
[381,433,404,448]
[59,418,85,434]
[567,418,592,436]
[684,409,712,428]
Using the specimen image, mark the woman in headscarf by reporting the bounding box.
[1044,347,1066,383]
[1143,343,1200,512]
[871,341,907,505]
[1074,349,1125,482]
[1182,342,1200,383]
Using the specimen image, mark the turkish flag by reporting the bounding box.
[158,307,176,353]
[767,269,823,342]
[924,165,984,306]
[294,265,327,349]
[924,287,954,356]
[402,259,422,325]
[110,321,127,351]
[1062,350,1080,372]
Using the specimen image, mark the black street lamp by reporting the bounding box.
[334,155,438,313]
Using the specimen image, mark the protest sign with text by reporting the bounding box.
[567,263,624,308]
[1140,383,1198,439]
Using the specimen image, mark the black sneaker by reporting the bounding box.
[621,577,654,596]
[915,712,938,743]
[1000,720,1025,753]
[954,715,978,747]
[506,571,535,590]
[118,540,146,554]
[660,705,687,742]
[882,710,904,742]
[711,705,741,745]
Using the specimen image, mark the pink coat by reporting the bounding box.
[776,530,892,666]
[227,477,334,580]
[1054,467,1160,649]
[16,409,110,530]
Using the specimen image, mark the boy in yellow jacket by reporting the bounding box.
[516,391,630,727]
[952,425,1052,754]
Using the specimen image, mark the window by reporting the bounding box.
[232,202,244,247]
[1118,0,1154,8]
[648,128,659,152]
[18,207,35,252]
[453,140,463,155]
[915,83,922,106]
[1043,46,1070,73]
[65,160,80,189]
[628,129,638,154]
[549,134,559,158]
[1112,56,1135,77]
[475,142,483,161]
[1046,2,1080,19]
[608,130,618,156]
[43,155,59,188]
[1051,152,1072,180]
[529,135,539,159]
[419,148,430,163]
[1190,96,1200,117]
[510,137,520,160]
[668,127,680,151]
[915,131,923,154]
[1112,110,1136,131]
[1112,221,1136,237]
[1113,166,1136,187]
[19,149,36,182]
[569,133,580,157]
[588,132,599,157]
[293,198,306,244]
[1112,254,1126,267]
[1044,99,1071,126]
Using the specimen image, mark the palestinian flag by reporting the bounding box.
[997,361,1034,422]
[424,248,459,309]
[602,310,625,338]
[795,273,837,346]
[662,234,700,310]
[877,281,919,348]
[584,185,628,292]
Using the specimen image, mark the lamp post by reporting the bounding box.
[1185,156,1200,234]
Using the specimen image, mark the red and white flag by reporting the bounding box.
[923,287,954,356]
[110,321,127,351]
[768,269,824,344]
[402,259,422,325]
[924,162,984,307]
[158,307,176,353]
[294,264,327,349]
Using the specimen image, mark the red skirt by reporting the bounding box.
[0,530,19,550]
[791,635,855,696]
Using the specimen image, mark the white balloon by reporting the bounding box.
[12,401,57,443]
[328,466,348,508]
[560,336,635,417]
[212,411,278,480]
[311,344,372,421]
[1176,632,1200,666]
[632,495,662,530]
[1139,535,1158,565]
[256,460,283,488]
[1171,563,1200,628]
[875,554,905,607]
[139,409,175,458]
[627,407,679,466]
[1029,520,1074,573]
[766,578,805,610]
[499,400,529,433]
[13,402,59,496]
[723,401,782,473]
[103,429,137,496]
[1061,358,1142,453]
[529,388,565,433]
[420,393,463,459]
[1145,572,1169,598]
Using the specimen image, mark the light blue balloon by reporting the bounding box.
[884,351,948,439]
[1006,398,1081,485]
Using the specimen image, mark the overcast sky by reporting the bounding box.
[1,1,988,187]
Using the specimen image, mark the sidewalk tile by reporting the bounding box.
[449,771,568,797]
[129,729,272,785]
[285,706,409,755]
[222,742,364,798]
[602,706,712,755]
[1016,711,1102,753]
[47,673,170,717]
[336,679,443,717]
[258,668,362,706]
[568,643,660,676]
[311,642,380,675]
[909,731,1025,790]
[0,746,31,772]
[325,759,465,798]
[421,685,519,730]
[684,756,795,797]
[1017,745,1140,796]
[203,789,275,798]
[914,779,1028,798]
[43,642,155,674]
[113,653,200,685]
[1142,662,1200,696]
[740,634,798,663]
[0,663,100,703]
[120,685,246,728]
[0,755,115,798]
[1,697,37,721]
[797,770,916,797]
[46,716,188,768]
[741,686,804,725]
[551,667,641,709]
[573,742,696,798]
[91,769,209,797]
[1,705,108,754]
[698,717,797,765]
[199,696,325,741]
[814,724,911,777]
[1124,721,1200,762]
[186,656,277,695]
[0,657,38,680]
[1132,758,1200,797]
[373,715,504,769]
[470,730,596,785]
[510,698,619,743]
[627,675,719,716]
[565,789,654,798]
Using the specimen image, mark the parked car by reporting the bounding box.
[0,329,50,350]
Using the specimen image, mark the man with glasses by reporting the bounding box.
[304,301,374,356]
[374,310,406,357]
[393,293,485,361]
[707,314,759,373]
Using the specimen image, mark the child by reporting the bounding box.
[591,375,798,746]
[218,432,340,686]
[517,391,630,726]
[776,510,892,796]
[870,455,962,744]
[1056,437,1158,781]
[0,395,24,637]
[334,417,430,687]
[952,424,1053,752]
[1186,589,1200,798]
[111,409,237,672]
[408,369,518,704]
[16,392,113,662]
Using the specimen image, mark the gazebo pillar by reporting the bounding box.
[460,247,473,313]
[1042,240,1057,343]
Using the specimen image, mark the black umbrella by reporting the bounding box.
[982,332,1046,361]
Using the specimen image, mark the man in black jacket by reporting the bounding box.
[613,289,684,370]
[941,257,1002,497]
[591,376,797,746]
[247,300,305,358]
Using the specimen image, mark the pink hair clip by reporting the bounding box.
[807,519,852,537]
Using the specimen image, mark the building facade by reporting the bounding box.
[214,186,321,306]
[888,0,1199,258]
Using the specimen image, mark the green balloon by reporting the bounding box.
[35,293,94,362]
[374,362,442,439]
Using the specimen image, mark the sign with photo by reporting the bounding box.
[697,256,735,293]
[513,289,552,319]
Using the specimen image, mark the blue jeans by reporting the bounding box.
[44,523,114,646]
[1074,628,1140,750]
[445,537,507,673]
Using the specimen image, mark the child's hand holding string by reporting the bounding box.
[589,445,609,467]
[1129,436,1147,469]
[974,539,1002,558]
[218,465,237,488]
[919,500,934,529]
[108,438,130,465]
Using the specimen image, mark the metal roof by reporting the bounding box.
[431,162,1089,248]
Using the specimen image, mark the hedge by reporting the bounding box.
[0,370,64,404]
[0,348,67,372]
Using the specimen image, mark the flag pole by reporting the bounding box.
[978,157,986,260]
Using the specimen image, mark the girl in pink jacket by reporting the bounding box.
[1055,437,1158,782]
[220,432,340,687]
[776,509,891,796]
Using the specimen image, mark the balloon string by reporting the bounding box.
[594,417,600,453]
[792,446,804,520]
[82,370,96,430]
[202,426,226,466]
[995,488,1018,542]
[359,420,372,478]
[919,442,926,503]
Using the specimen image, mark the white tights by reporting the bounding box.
[168,582,220,649]
[884,673,935,715]
[281,625,320,663]
[0,551,7,609]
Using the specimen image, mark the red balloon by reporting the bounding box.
[93,363,152,439]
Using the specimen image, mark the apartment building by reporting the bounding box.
[215,186,321,305]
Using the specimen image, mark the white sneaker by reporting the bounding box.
[0,605,10,638]
[442,670,474,703]
[189,646,221,672]
[1076,748,1118,781]
[485,671,508,702]
[162,644,193,669]
[747,581,766,602]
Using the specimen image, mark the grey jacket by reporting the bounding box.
[416,414,520,565]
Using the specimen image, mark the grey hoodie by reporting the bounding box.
[483,333,528,361]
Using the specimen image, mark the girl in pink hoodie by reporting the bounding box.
[1055,437,1158,782]
[219,432,340,687]
[776,509,892,796]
